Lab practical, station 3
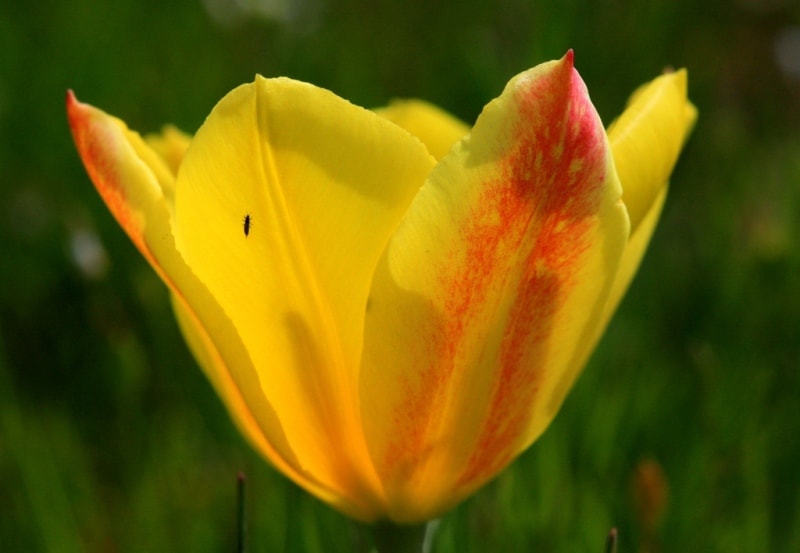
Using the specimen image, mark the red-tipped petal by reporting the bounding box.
[361,53,629,522]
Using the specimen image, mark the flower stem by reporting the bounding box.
[605,528,618,553]
[371,520,439,553]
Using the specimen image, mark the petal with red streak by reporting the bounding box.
[361,53,630,522]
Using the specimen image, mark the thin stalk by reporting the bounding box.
[371,520,439,553]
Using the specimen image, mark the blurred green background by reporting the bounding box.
[1,0,799,551]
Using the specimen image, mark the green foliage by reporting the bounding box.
[1,0,799,550]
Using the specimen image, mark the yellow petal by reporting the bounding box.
[607,69,697,233]
[608,186,667,310]
[168,291,364,515]
[375,100,470,161]
[600,69,696,328]
[67,90,177,265]
[555,72,696,402]
[172,76,436,518]
[360,53,630,522]
[145,125,192,177]
[68,92,363,518]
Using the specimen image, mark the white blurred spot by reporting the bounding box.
[69,227,109,281]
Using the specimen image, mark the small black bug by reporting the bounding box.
[243,213,252,237]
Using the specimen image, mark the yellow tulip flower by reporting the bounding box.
[67,52,695,524]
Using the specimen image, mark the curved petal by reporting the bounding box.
[145,125,192,178]
[67,93,368,519]
[67,91,178,265]
[607,186,667,313]
[542,71,696,432]
[172,76,436,519]
[375,100,470,161]
[168,291,368,516]
[597,69,697,333]
[360,53,630,522]
[606,69,697,233]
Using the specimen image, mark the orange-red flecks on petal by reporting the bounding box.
[456,50,616,484]
[68,91,150,261]
[66,90,183,278]
[361,52,630,522]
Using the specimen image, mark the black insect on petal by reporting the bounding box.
[243,213,252,237]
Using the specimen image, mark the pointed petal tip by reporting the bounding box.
[66,89,81,122]
[654,68,696,132]
[66,89,92,133]
[662,67,688,89]
[658,68,690,102]
[549,50,575,76]
[661,65,687,78]
[547,50,576,86]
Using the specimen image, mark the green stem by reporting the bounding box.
[371,520,439,553]
[604,527,618,553]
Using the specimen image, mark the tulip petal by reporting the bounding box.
[607,69,697,233]
[544,73,696,446]
[145,125,192,177]
[596,70,696,335]
[172,76,436,517]
[608,186,667,312]
[375,100,470,161]
[361,53,630,521]
[67,91,178,266]
[169,290,368,516]
[546,70,697,401]
[67,93,363,518]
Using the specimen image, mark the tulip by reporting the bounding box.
[67,52,695,530]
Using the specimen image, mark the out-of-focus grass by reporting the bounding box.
[1,0,799,551]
